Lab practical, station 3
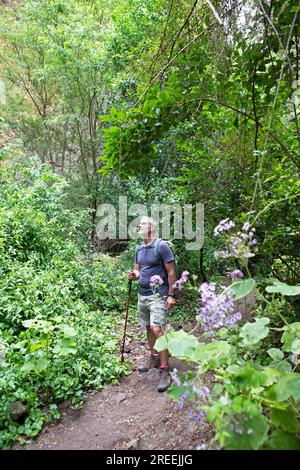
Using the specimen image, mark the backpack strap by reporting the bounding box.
[135,243,144,262]
[153,238,168,277]
[154,238,177,276]
[153,238,162,258]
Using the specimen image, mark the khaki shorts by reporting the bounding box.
[138,293,168,328]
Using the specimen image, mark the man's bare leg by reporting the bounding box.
[150,325,169,366]
[138,326,160,372]
[146,325,156,353]
[150,325,171,392]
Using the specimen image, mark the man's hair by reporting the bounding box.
[140,216,157,231]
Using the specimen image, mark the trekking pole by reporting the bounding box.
[120,279,132,362]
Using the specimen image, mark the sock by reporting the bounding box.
[159,364,169,369]
[151,353,158,356]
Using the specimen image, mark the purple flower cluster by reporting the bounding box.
[213,220,257,260]
[213,218,235,236]
[182,378,211,399]
[173,270,190,290]
[178,390,190,409]
[196,384,210,398]
[228,269,244,279]
[172,370,209,434]
[149,275,164,288]
[188,408,206,425]
[171,369,211,406]
[198,282,242,334]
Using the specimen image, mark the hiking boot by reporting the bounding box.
[157,367,172,392]
[138,354,160,373]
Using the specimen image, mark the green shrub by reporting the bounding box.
[0,160,129,448]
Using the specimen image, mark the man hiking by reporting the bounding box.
[128,216,177,392]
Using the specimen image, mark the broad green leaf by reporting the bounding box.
[21,357,49,374]
[211,384,224,397]
[266,280,300,296]
[61,325,76,337]
[225,415,269,450]
[275,374,300,401]
[186,341,232,369]
[227,365,271,388]
[261,367,281,386]
[225,383,237,394]
[231,395,243,413]
[155,329,198,359]
[20,360,35,373]
[30,339,48,352]
[269,360,292,373]
[281,323,300,353]
[269,430,300,450]
[54,338,77,356]
[286,377,300,400]
[267,348,283,361]
[167,383,186,401]
[155,335,168,351]
[270,408,300,433]
[290,339,300,354]
[203,341,232,356]
[34,357,49,373]
[230,279,256,301]
[240,317,270,346]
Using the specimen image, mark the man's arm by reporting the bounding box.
[128,263,140,280]
[164,261,177,309]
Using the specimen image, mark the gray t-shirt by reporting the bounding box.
[135,239,175,296]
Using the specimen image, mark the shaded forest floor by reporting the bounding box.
[17,323,212,450]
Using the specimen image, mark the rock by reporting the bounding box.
[115,393,127,403]
[8,401,28,423]
[126,437,140,450]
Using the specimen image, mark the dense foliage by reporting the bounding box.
[0,161,129,448]
[157,222,300,450]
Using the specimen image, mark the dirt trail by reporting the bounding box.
[16,285,254,451]
[18,324,211,450]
